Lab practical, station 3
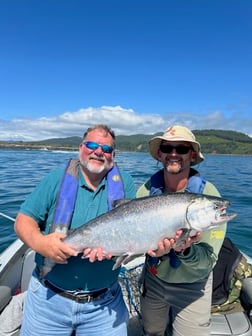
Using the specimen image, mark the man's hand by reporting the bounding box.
[82,247,113,262]
[147,238,175,257]
[147,230,201,258]
[146,229,183,257]
[39,232,78,264]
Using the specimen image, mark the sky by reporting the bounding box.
[0,0,252,141]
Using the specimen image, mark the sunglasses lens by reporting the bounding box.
[84,141,99,150]
[160,145,191,154]
[84,141,114,153]
[101,145,114,153]
[159,145,173,153]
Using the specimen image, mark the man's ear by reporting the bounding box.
[156,149,162,161]
[190,150,197,163]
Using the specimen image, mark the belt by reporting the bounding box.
[43,280,108,303]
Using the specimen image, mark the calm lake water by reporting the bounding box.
[0,149,251,257]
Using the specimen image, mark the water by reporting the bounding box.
[0,149,252,257]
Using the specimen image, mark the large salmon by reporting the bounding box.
[42,192,236,276]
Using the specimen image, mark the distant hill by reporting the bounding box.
[1,129,252,155]
[193,129,252,155]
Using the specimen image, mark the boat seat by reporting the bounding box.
[0,285,11,313]
[0,248,35,314]
[20,248,36,292]
[211,312,252,336]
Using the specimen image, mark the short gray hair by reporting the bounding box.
[82,124,116,146]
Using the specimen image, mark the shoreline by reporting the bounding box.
[0,144,252,156]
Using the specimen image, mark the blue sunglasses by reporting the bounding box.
[83,141,114,154]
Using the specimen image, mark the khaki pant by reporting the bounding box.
[140,267,212,336]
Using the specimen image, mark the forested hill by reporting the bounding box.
[192,129,252,155]
[1,129,252,155]
[116,129,252,154]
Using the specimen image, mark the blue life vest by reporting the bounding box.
[50,158,125,235]
[149,168,206,268]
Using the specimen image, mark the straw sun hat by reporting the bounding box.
[148,125,204,166]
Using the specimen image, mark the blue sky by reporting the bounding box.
[0,0,252,141]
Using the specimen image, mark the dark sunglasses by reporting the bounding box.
[83,141,114,154]
[159,144,192,155]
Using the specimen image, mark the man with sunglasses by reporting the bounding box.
[137,125,227,336]
[14,124,136,336]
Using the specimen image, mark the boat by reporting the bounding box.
[1,212,252,336]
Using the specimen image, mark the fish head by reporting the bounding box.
[186,196,237,231]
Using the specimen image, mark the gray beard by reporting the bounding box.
[80,158,113,174]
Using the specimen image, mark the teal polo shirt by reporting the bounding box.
[20,165,136,291]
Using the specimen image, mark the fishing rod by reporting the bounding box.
[0,212,15,222]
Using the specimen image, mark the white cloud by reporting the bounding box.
[0,106,252,141]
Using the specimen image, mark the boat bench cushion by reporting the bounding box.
[0,285,11,312]
[211,312,252,336]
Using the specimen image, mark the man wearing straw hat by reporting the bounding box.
[137,125,226,336]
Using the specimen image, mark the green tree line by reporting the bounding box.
[1,129,252,155]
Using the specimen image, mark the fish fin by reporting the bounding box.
[112,199,132,208]
[121,254,140,266]
[112,253,140,270]
[40,258,56,278]
[112,255,126,270]
[112,254,132,270]
[174,228,200,250]
[174,228,191,247]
